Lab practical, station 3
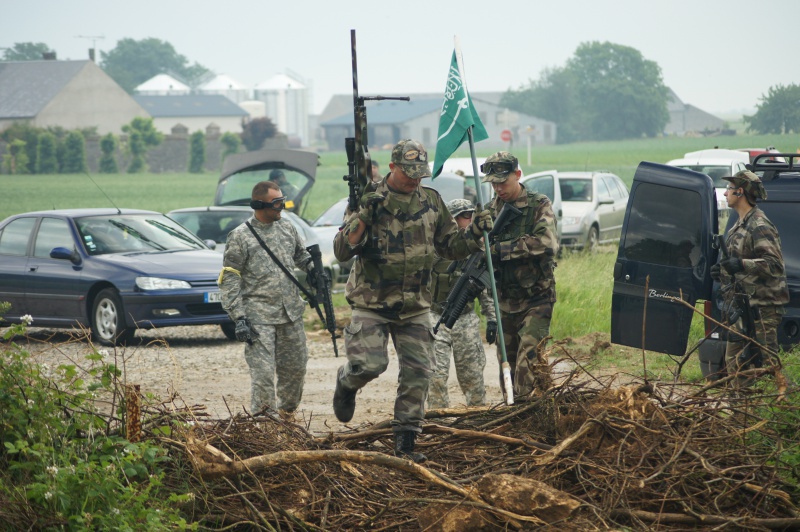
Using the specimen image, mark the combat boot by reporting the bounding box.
[394,431,427,463]
[332,369,356,422]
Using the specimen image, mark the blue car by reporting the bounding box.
[0,208,234,345]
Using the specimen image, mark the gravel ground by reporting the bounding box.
[12,322,506,435]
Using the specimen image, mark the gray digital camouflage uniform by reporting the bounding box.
[219,216,312,414]
[720,206,789,383]
[333,180,481,432]
[488,188,559,398]
[428,254,494,408]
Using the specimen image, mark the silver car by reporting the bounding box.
[167,206,339,284]
[523,171,628,251]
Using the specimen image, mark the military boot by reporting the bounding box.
[332,368,356,422]
[394,431,427,463]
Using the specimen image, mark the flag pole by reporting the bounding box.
[454,38,514,405]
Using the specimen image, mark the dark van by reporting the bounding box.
[610,154,800,376]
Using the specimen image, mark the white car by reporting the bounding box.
[666,148,749,229]
[522,171,629,251]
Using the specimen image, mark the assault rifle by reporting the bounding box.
[306,244,339,357]
[434,203,523,333]
[711,234,758,366]
[343,30,409,213]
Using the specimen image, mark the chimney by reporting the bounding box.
[42,52,57,60]
[88,48,95,62]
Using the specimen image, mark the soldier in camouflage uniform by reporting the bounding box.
[482,151,559,399]
[332,139,492,463]
[711,170,789,387]
[428,199,496,409]
[219,180,317,418]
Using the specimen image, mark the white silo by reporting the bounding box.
[197,73,249,104]
[253,73,309,146]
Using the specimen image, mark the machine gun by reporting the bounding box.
[434,203,523,333]
[306,244,339,357]
[343,30,409,213]
[711,234,758,366]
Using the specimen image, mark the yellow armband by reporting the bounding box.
[217,266,241,285]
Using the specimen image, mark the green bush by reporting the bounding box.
[36,132,59,174]
[0,316,194,529]
[98,133,119,174]
[188,131,205,173]
[60,131,87,174]
[2,139,30,174]
[220,131,241,162]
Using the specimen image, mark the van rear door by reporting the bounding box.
[611,162,717,355]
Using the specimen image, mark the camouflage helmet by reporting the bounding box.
[391,139,431,179]
[724,170,767,202]
[480,151,519,183]
[446,198,475,218]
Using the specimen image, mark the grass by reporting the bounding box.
[5,133,797,380]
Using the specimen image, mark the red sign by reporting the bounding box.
[500,129,512,142]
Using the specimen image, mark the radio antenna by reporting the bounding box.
[84,172,121,214]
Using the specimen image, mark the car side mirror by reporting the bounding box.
[204,239,217,250]
[50,246,82,265]
[598,198,614,205]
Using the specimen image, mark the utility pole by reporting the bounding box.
[75,35,105,61]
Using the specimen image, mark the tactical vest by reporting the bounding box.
[493,191,555,301]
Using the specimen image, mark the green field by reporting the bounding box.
[4,133,798,380]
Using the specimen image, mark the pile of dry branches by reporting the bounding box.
[156,367,800,531]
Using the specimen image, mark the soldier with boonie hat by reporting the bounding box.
[722,169,768,204]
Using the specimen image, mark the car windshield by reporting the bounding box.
[76,214,207,255]
[676,165,730,187]
[169,210,250,244]
[313,199,348,227]
[216,169,309,206]
[561,179,592,202]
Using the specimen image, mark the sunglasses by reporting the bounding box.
[480,161,516,175]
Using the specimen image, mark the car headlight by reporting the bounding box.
[135,277,192,290]
[562,216,581,226]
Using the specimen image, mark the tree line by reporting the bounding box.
[3,40,799,141]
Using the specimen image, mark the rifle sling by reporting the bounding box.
[245,221,317,305]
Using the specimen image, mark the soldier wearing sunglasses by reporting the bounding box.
[219,180,317,421]
[481,151,559,400]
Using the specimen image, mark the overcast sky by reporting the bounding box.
[4,0,798,117]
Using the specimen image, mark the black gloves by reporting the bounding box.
[720,257,744,275]
[486,321,498,344]
[235,317,259,344]
[710,263,721,281]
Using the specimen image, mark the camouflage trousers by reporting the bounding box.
[499,302,553,398]
[245,319,308,414]
[428,310,486,409]
[338,309,435,433]
[725,305,783,388]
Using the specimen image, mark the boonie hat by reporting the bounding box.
[446,198,475,217]
[723,169,767,201]
[391,139,431,179]
[480,151,519,183]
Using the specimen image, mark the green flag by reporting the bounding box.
[432,50,488,178]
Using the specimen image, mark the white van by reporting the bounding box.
[666,148,750,229]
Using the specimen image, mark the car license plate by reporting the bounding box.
[205,291,221,303]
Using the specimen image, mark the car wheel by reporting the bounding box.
[586,226,599,252]
[220,322,237,341]
[92,288,132,346]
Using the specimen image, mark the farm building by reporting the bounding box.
[0,59,147,134]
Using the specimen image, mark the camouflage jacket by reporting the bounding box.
[334,181,480,319]
[430,254,496,319]
[488,188,558,313]
[219,216,312,324]
[721,206,789,307]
